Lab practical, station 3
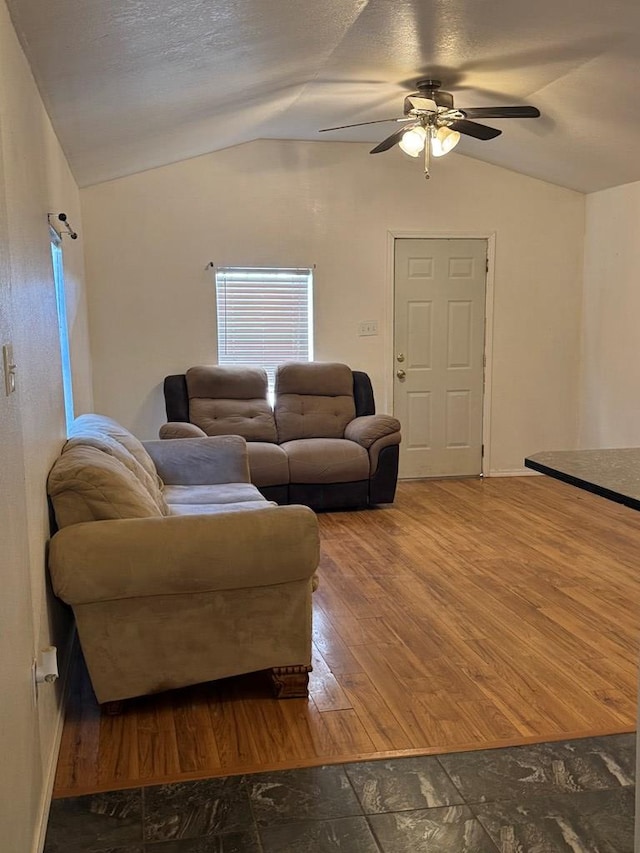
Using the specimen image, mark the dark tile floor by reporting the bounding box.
[45,732,636,852]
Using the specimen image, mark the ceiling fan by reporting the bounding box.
[319,79,541,178]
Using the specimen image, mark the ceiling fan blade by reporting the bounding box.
[460,106,541,119]
[370,122,418,154]
[449,119,502,140]
[319,117,409,132]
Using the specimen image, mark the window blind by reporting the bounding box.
[215,266,313,387]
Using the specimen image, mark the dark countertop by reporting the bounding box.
[524,448,640,511]
[526,446,640,852]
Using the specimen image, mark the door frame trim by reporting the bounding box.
[386,230,496,476]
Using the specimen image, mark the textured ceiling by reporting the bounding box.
[7,0,640,191]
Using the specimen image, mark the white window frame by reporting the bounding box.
[215,266,314,393]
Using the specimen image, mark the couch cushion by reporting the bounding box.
[186,365,277,442]
[274,362,356,443]
[281,438,369,484]
[67,413,167,512]
[159,422,207,439]
[163,483,266,505]
[144,436,251,486]
[169,500,276,515]
[276,362,354,397]
[48,445,165,528]
[246,442,290,487]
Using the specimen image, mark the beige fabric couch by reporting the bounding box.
[47,414,319,705]
[161,361,401,510]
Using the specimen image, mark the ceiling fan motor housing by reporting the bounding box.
[414,79,454,109]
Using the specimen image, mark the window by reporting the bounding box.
[50,234,75,433]
[215,266,313,391]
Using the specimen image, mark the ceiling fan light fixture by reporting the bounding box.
[431,126,460,157]
[321,79,540,179]
[398,126,427,157]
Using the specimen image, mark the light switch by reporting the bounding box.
[358,321,378,336]
[3,344,16,395]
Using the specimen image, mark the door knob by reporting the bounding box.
[396,369,406,380]
[396,353,405,363]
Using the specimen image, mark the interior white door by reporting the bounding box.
[394,238,487,479]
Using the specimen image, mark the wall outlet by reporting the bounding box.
[31,659,38,706]
[3,343,16,395]
[358,321,378,336]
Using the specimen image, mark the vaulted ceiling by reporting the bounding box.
[7,0,640,192]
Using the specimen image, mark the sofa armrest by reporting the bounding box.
[49,506,319,605]
[344,415,401,449]
[159,422,207,439]
[143,436,250,485]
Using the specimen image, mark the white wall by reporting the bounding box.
[581,179,640,447]
[81,138,585,473]
[0,2,92,850]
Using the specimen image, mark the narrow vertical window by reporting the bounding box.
[50,234,74,433]
[215,266,314,393]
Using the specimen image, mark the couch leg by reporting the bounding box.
[102,700,125,716]
[270,665,312,699]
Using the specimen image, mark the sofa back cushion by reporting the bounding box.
[66,413,167,512]
[186,365,278,443]
[274,362,356,442]
[48,445,166,529]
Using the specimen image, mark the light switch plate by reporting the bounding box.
[3,343,16,395]
[358,321,378,336]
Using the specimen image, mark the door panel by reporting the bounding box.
[407,301,432,367]
[394,238,487,479]
[407,392,431,448]
[448,301,472,367]
[446,390,471,447]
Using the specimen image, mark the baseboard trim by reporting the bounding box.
[485,468,540,477]
[32,628,77,853]
[400,469,541,480]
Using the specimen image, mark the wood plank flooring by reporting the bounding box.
[53,476,640,797]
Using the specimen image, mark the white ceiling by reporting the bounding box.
[7,0,640,192]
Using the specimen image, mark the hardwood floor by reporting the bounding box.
[53,476,640,797]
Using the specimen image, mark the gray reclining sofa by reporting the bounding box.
[161,361,401,511]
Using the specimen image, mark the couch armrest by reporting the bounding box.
[159,422,207,439]
[344,415,401,448]
[143,436,250,485]
[368,432,402,474]
[49,506,319,605]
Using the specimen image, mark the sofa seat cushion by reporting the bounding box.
[169,500,275,515]
[163,483,266,505]
[186,365,277,442]
[48,445,166,528]
[246,442,290,487]
[281,438,369,484]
